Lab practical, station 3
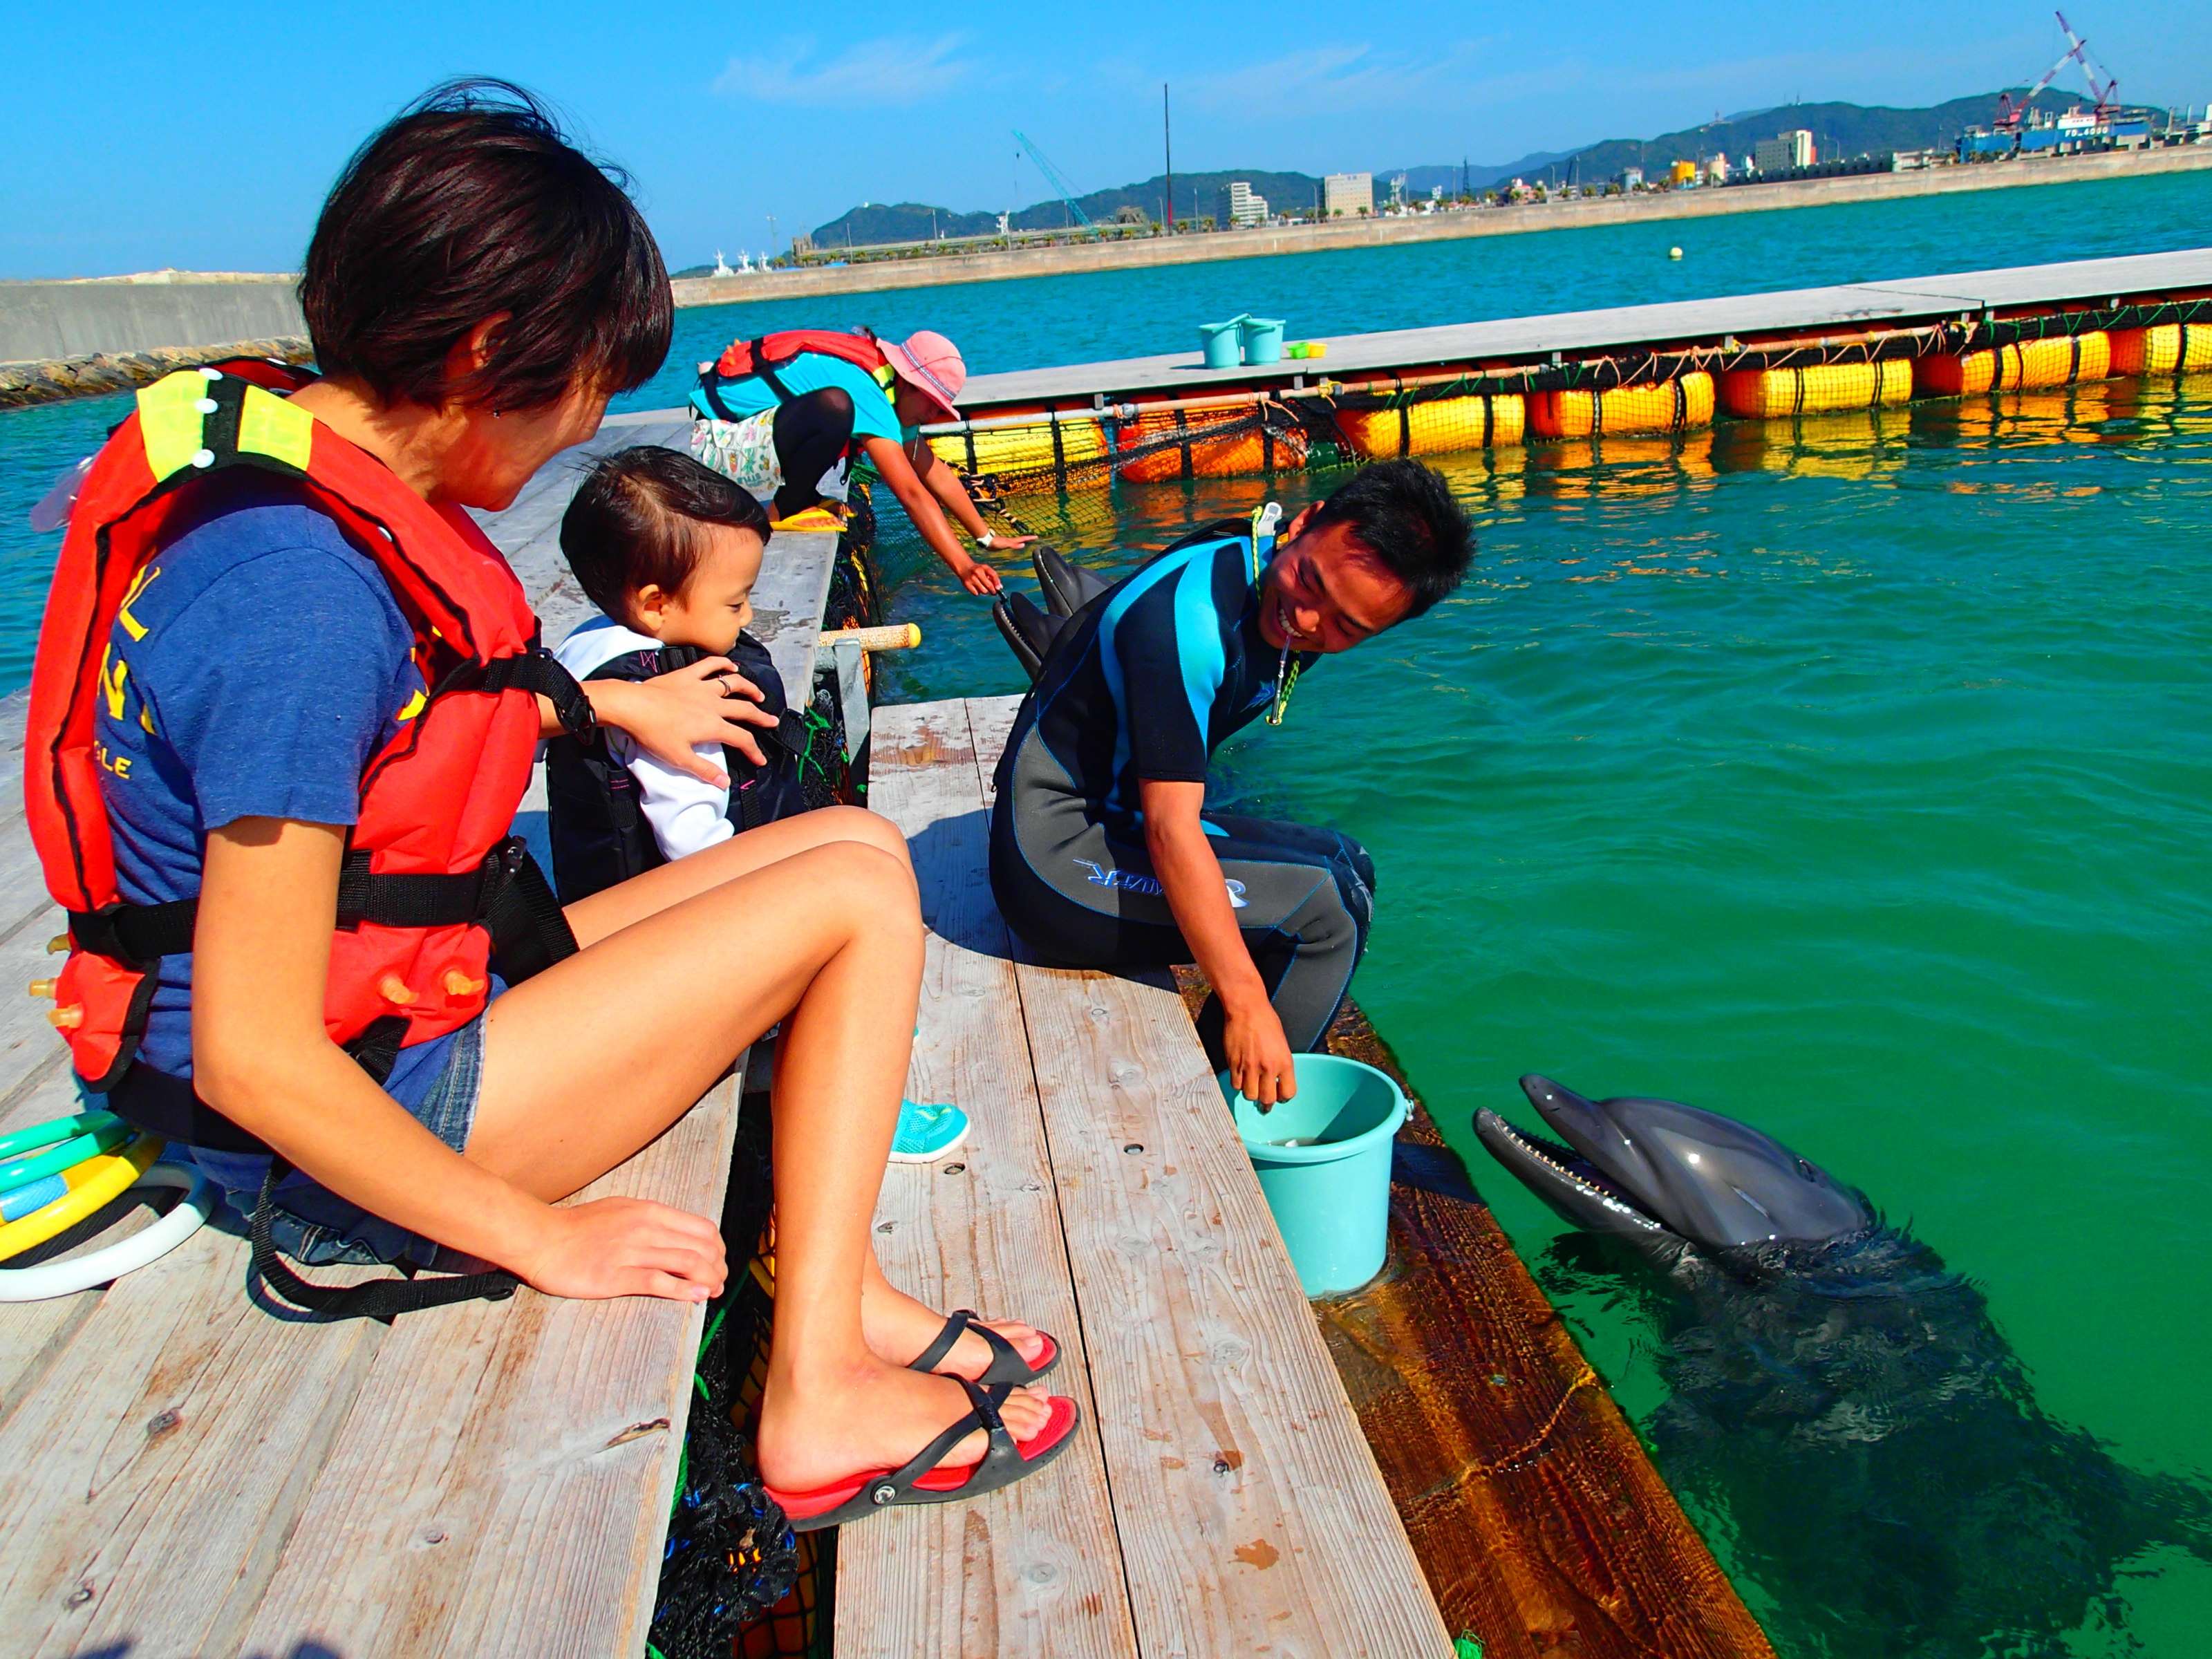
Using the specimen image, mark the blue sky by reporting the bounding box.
[5,1,2207,278]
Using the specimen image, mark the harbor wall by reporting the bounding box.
[673,144,2212,308]
[0,272,302,364]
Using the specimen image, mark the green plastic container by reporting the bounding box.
[1219,1053,1409,1295]
[1239,316,1286,365]
[1199,317,1244,369]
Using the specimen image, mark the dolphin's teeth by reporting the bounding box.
[1492,1119,1663,1231]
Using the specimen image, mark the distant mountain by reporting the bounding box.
[801,91,2094,252]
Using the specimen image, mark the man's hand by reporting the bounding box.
[985,532,1037,550]
[948,554,1004,596]
[509,1195,728,1302]
[1222,994,1299,1110]
[583,659,776,781]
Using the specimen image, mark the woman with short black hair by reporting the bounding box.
[30,80,1073,1526]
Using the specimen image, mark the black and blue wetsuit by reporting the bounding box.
[988,521,1376,1061]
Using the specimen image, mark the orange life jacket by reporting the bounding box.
[27,359,588,1126]
[698,328,891,424]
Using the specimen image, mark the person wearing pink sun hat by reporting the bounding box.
[691,325,1032,595]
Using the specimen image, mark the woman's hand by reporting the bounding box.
[510,1195,729,1302]
[947,554,1004,597]
[585,659,776,780]
[1223,993,1299,1111]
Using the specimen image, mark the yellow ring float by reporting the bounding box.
[0,1134,162,1262]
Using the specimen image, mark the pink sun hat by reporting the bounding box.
[881,330,966,419]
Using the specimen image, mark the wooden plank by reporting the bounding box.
[238,1076,740,1659]
[966,697,1455,1659]
[835,701,1136,1659]
[1318,1011,1774,1659]
[0,1065,112,1433]
[0,1224,386,1659]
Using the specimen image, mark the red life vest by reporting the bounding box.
[27,359,585,1115]
[710,327,886,383]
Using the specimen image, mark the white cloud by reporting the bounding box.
[1176,40,1563,113]
[714,35,976,107]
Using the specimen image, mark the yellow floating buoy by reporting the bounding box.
[1530,373,1714,439]
[1721,359,1914,420]
[927,411,1107,478]
[1338,395,1527,459]
[1920,333,2112,397]
[1669,246,1683,260]
[2108,324,2212,377]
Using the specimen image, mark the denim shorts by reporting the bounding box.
[179,1014,487,1270]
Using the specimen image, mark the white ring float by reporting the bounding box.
[0,1163,213,1301]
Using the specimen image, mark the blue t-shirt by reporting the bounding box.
[691,350,910,445]
[1000,527,1316,833]
[93,472,475,1109]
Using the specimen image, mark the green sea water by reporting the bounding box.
[3,167,2207,1656]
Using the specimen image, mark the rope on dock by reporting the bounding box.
[1457,1362,1603,1480]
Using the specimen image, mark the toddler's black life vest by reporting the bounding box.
[545,633,814,903]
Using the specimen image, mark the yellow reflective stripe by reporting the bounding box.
[137,372,209,482]
[116,563,160,641]
[237,382,313,472]
[99,646,129,720]
[395,688,427,723]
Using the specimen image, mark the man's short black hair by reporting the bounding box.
[302,79,671,413]
[561,446,772,621]
[1308,459,1474,617]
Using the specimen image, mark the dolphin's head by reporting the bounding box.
[1475,1075,1873,1251]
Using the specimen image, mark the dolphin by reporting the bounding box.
[1475,1076,2211,1659]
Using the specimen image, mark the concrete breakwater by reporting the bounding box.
[677,144,2212,307]
[1,336,313,408]
[1,271,308,409]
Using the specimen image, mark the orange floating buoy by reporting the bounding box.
[1721,359,1913,420]
[1529,373,1714,439]
[1919,332,2112,396]
[2108,324,2212,377]
[1116,406,1309,482]
[1338,395,1526,460]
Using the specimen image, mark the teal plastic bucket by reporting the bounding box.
[1199,317,1244,369]
[1239,316,1286,365]
[1219,1053,1408,1295]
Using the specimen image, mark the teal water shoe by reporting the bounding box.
[890,1098,968,1163]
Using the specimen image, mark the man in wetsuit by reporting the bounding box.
[989,460,1473,1107]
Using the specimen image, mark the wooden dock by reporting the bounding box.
[949,247,2212,405]
[850,695,1454,1658]
[0,418,837,1657]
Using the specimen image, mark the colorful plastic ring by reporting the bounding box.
[0,1161,210,1302]
[0,1116,134,1194]
[0,1109,122,1165]
[2,1147,125,1221]
[0,1134,162,1262]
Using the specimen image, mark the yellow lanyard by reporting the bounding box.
[1248,503,1300,727]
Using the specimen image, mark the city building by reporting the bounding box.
[1703,152,1731,184]
[1669,159,1697,185]
[1224,180,1268,228]
[1617,166,1644,189]
[1324,171,1373,216]
[1754,130,1817,174]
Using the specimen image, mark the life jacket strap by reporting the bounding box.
[478,647,595,739]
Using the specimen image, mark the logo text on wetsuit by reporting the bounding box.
[1075,859,1248,908]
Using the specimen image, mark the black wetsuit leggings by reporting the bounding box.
[991,806,1376,1069]
[769,386,857,519]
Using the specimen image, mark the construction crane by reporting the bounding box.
[1012,131,1094,229]
[1997,10,2119,129]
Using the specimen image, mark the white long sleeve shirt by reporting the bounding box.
[553,617,735,863]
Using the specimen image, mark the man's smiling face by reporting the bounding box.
[1256,505,1416,654]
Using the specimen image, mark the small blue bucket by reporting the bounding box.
[1219,1053,1408,1295]
[1239,317,1286,365]
[1199,317,1244,369]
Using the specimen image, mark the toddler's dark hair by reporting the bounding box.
[560,445,771,621]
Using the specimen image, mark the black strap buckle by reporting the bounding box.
[480,648,595,739]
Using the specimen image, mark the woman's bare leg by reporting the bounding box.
[563,805,1045,1374]
[469,838,1047,1485]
